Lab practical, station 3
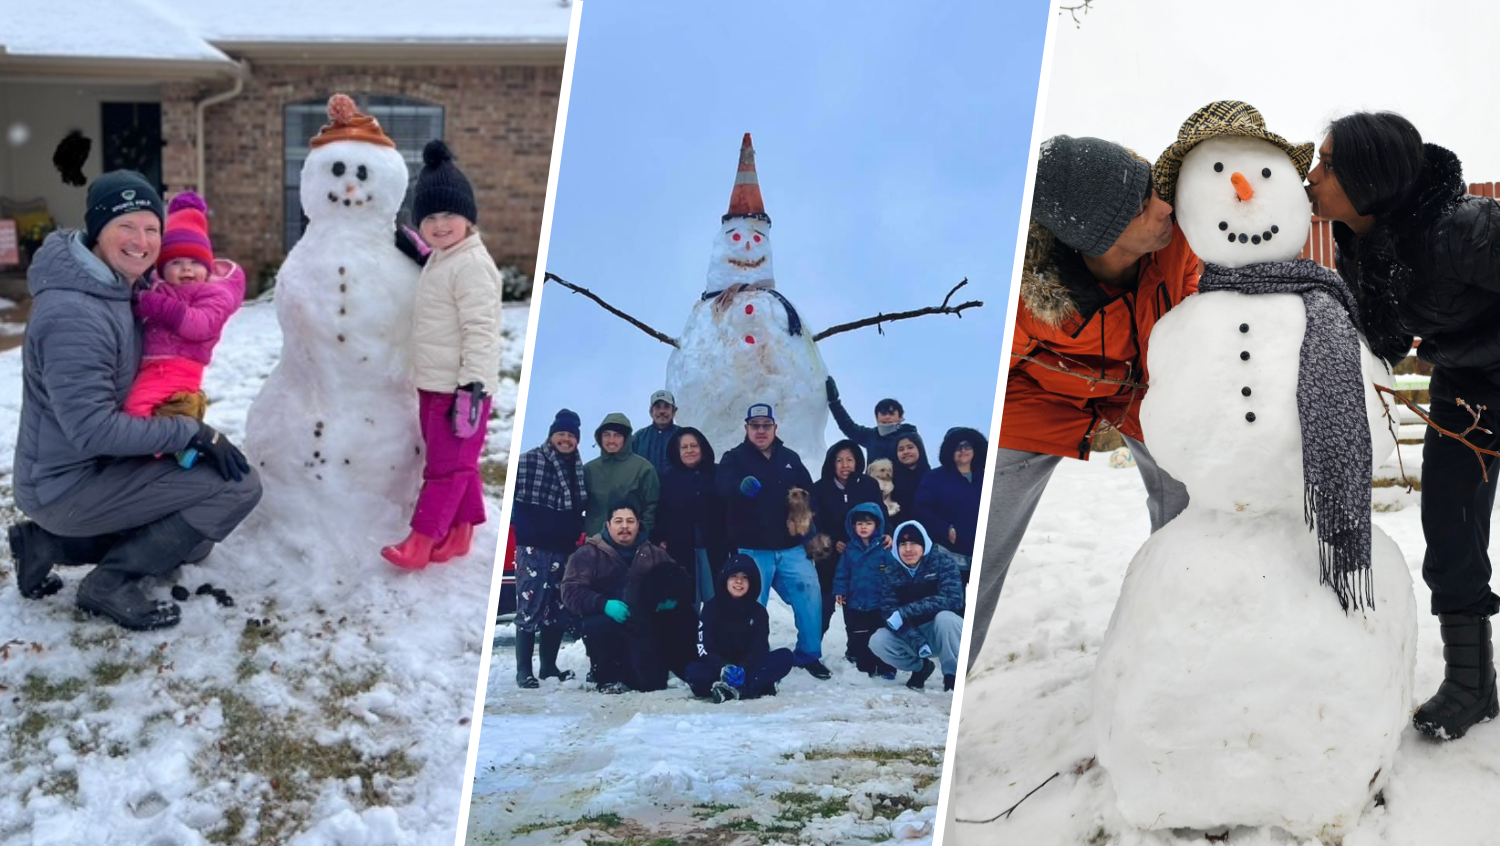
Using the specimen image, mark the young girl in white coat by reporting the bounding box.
[382,140,504,569]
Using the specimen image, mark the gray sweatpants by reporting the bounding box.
[27,457,262,542]
[871,610,964,676]
[966,436,1186,671]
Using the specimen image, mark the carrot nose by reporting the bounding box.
[1231,172,1254,202]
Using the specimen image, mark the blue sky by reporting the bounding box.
[517,2,1049,462]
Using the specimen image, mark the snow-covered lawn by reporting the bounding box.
[0,295,526,845]
[466,604,949,846]
[945,446,1500,846]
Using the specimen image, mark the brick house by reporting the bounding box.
[0,0,570,293]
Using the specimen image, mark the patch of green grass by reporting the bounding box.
[774,790,847,823]
[691,803,735,819]
[714,818,800,836]
[788,746,943,765]
[206,806,247,845]
[22,673,86,703]
[868,792,921,820]
[90,660,135,686]
[37,770,79,801]
[480,460,508,491]
[16,711,48,742]
[196,688,419,845]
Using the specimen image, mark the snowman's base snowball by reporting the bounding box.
[1093,506,1416,838]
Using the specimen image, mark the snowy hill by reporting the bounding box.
[944,448,1500,846]
[0,295,522,845]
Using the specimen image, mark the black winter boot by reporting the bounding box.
[1414,614,1500,740]
[906,659,936,690]
[515,628,540,688]
[537,626,575,682]
[9,521,117,599]
[74,514,206,630]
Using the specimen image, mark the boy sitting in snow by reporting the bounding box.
[685,554,795,703]
[833,503,898,678]
[870,521,965,691]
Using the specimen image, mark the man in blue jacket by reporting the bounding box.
[870,521,965,691]
[715,402,830,680]
[9,172,260,631]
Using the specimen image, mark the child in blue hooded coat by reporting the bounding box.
[833,502,898,676]
[686,554,795,703]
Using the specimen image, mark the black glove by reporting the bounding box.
[1415,337,1446,367]
[189,422,250,482]
[825,376,840,404]
[450,382,488,438]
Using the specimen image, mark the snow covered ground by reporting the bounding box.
[466,603,950,846]
[0,294,524,845]
[944,444,1500,846]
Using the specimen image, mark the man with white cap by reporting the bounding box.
[716,402,830,679]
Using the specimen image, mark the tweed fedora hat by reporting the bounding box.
[1153,101,1314,207]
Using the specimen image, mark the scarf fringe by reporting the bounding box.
[1306,484,1375,613]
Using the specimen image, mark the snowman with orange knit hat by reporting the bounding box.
[665,133,831,461]
[244,93,424,560]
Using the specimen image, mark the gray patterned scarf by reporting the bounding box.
[1198,258,1373,612]
[514,442,587,514]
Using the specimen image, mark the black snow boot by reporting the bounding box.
[1414,614,1500,740]
[9,521,117,599]
[906,659,937,690]
[74,514,208,631]
[943,674,956,692]
[515,628,540,689]
[537,626,575,682]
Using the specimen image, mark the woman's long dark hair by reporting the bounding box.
[1327,112,1424,219]
[1328,112,1426,365]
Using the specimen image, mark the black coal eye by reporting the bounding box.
[332,161,346,177]
[1262,168,1272,178]
[1214,162,1224,173]
[1219,221,1228,231]
[356,165,368,181]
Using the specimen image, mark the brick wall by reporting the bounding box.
[161,63,561,291]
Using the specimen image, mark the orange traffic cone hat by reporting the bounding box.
[722,132,771,224]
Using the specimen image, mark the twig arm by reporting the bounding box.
[544,272,678,348]
[813,279,982,342]
[955,771,1061,824]
[1375,385,1499,482]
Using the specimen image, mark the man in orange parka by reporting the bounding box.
[968,135,1200,670]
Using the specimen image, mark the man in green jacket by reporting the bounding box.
[584,412,660,536]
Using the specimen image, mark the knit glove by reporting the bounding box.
[886,610,904,631]
[1415,337,1447,367]
[604,599,630,624]
[656,599,678,612]
[825,376,840,403]
[739,476,762,498]
[451,383,487,439]
[186,421,249,482]
[722,664,747,688]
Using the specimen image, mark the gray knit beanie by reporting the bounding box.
[1030,135,1151,257]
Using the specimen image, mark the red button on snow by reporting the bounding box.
[745,335,755,345]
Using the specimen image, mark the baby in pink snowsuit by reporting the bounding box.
[123,191,245,419]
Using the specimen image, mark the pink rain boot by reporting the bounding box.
[430,522,474,564]
[381,531,436,570]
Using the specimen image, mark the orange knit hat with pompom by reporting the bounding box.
[309,93,395,149]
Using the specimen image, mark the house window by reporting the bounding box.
[283,94,445,251]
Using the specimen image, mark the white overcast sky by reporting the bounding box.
[1043,0,1500,182]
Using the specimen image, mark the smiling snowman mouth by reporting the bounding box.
[727,256,767,269]
[326,191,372,208]
[1219,221,1280,245]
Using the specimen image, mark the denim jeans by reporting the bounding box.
[739,545,823,664]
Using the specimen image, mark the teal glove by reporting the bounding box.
[604,599,630,624]
[657,599,678,612]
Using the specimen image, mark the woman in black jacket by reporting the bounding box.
[650,427,730,609]
[812,439,888,636]
[1307,111,1500,741]
[889,433,932,525]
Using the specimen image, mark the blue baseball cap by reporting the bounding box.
[745,403,775,422]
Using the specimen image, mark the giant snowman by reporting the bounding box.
[665,133,830,460]
[244,94,423,556]
[1091,103,1417,838]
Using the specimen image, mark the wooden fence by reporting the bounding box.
[1298,182,1498,270]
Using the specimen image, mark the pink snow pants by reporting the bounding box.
[411,389,491,539]
[123,357,205,417]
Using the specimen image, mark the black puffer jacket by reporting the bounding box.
[650,427,731,580]
[1335,144,1500,403]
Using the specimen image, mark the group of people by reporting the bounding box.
[980,106,1500,743]
[10,130,504,630]
[509,386,987,701]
